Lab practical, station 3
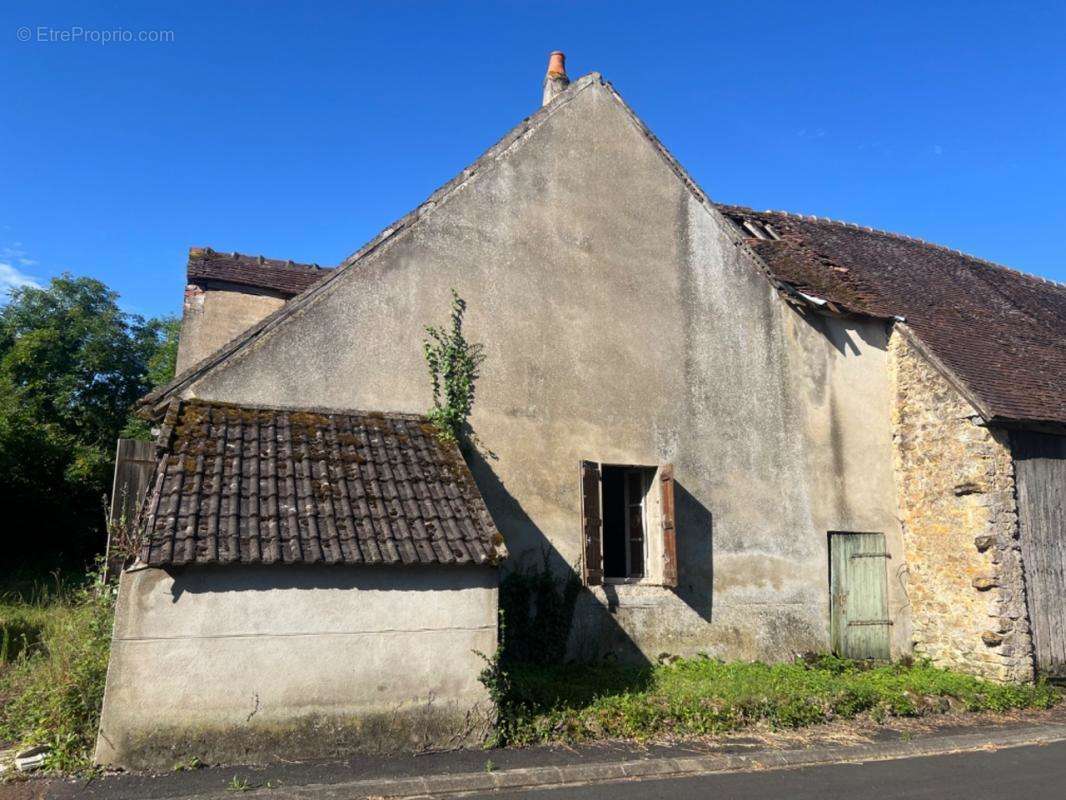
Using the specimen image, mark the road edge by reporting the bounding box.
[197,722,1066,799]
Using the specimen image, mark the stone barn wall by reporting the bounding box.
[888,329,1033,682]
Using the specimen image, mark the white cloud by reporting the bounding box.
[0,261,42,294]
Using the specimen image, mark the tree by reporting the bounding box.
[0,275,179,569]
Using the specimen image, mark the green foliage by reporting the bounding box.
[121,315,181,440]
[226,775,253,792]
[498,559,582,665]
[0,275,178,567]
[479,560,582,745]
[423,289,484,443]
[493,655,1058,746]
[172,755,204,772]
[0,562,116,772]
[476,613,516,748]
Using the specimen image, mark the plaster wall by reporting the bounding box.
[175,284,286,375]
[182,79,908,662]
[95,564,497,767]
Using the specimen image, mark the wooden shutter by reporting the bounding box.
[580,460,603,586]
[660,463,678,587]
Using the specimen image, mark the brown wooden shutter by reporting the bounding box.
[580,460,603,586]
[660,463,678,587]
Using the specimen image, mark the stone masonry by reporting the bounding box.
[888,329,1033,682]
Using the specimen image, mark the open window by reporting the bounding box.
[581,461,677,587]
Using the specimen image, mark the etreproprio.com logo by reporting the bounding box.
[17,26,175,44]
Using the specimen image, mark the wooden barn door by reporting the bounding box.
[1012,431,1066,678]
[830,532,891,660]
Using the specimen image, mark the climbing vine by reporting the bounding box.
[423,289,485,444]
[477,559,583,745]
[498,558,583,665]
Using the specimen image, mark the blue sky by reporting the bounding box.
[2,1,1064,318]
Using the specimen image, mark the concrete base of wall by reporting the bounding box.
[102,706,491,771]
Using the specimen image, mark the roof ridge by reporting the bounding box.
[338,72,603,268]
[722,205,1066,292]
[181,397,429,421]
[189,247,330,272]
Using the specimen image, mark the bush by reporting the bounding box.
[0,565,116,772]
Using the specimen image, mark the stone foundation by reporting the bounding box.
[888,329,1032,682]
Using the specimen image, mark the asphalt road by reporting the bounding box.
[468,739,1066,800]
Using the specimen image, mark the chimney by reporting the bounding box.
[542,51,569,106]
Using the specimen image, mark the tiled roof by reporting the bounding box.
[137,400,506,567]
[187,247,332,298]
[717,205,1066,426]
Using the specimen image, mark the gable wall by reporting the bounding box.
[184,81,908,662]
[175,283,287,374]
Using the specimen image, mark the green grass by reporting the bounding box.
[499,655,1059,745]
[0,566,115,773]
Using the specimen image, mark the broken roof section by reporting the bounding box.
[137,400,506,568]
[187,247,333,298]
[718,206,1066,427]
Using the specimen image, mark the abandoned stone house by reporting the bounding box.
[96,55,1066,767]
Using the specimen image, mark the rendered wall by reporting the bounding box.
[888,330,1033,681]
[175,283,286,374]
[95,564,498,768]
[179,78,909,663]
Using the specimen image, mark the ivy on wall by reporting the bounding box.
[423,289,484,444]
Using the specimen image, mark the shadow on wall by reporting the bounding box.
[674,480,714,623]
[466,438,716,664]
[795,307,889,359]
[163,562,498,603]
[464,442,650,664]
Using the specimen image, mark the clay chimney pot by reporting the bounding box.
[547,51,567,77]
[542,50,571,106]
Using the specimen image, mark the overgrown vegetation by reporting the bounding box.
[423,289,484,444]
[489,654,1058,746]
[0,564,116,772]
[498,558,582,665]
[478,559,584,744]
[0,275,178,569]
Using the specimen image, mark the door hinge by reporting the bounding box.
[847,620,894,627]
[850,553,891,559]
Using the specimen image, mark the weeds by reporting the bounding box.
[0,562,115,773]
[491,655,1058,746]
[498,558,581,666]
[226,775,252,792]
[173,755,204,772]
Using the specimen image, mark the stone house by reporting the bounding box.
[96,54,1066,766]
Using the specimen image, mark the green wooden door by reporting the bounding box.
[830,533,891,659]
